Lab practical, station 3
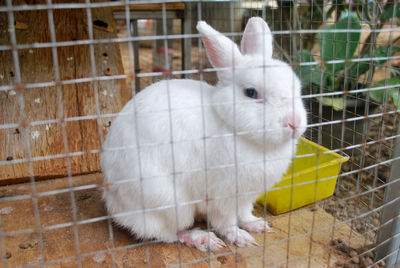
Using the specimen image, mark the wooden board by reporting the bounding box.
[0,173,370,267]
[0,0,131,183]
[112,2,185,12]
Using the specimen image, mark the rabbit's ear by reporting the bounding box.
[197,21,242,68]
[241,17,273,59]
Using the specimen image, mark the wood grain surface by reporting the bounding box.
[0,173,370,267]
[112,2,185,12]
[0,0,130,183]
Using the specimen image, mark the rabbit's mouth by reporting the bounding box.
[281,125,304,141]
[292,126,306,139]
[288,123,296,130]
[289,124,304,138]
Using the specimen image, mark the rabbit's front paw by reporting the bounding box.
[219,226,258,247]
[240,219,271,233]
[178,229,226,252]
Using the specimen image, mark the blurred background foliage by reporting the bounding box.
[263,0,400,110]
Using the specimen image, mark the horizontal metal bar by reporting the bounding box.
[113,10,180,20]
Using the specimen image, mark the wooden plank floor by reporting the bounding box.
[0,173,369,267]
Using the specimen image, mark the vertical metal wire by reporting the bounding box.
[341,0,360,251]
[182,1,192,79]
[123,0,136,98]
[356,0,375,252]
[290,2,323,267]
[307,0,316,144]
[368,1,397,250]
[347,3,364,237]
[119,3,150,265]
[5,0,46,265]
[229,2,241,266]
[123,2,151,267]
[83,3,121,267]
[45,1,83,266]
[321,1,342,266]
[161,3,182,266]
[132,20,141,92]
[356,1,378,197]
[261,5,269,267]
[196,1,213,266]
[286,1,304,267]
[285,0,295,264]
[126,24,151,268]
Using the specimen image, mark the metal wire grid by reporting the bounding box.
[0,0,399,267]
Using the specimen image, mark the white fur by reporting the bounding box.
[101,17,307,248]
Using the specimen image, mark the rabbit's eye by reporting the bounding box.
[244,88,258,99]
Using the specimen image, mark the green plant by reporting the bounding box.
[294,3,400,111]
[370,77,400,108]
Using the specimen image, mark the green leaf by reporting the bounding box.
[370,77,400,108]
[381,4,400,21]
[374,46,400,66]
[317,97,345,111]
[392,68,400,77]
[349,61,369,79]
[295,49,314,63]
[295,50,326,90]
[349,46,400,78]
[318,12,361,75]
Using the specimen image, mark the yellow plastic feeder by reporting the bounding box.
[257,138,349,215]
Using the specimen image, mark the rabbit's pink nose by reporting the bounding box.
[283,113,301,130]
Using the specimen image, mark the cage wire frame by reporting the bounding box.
[0,0,399,267]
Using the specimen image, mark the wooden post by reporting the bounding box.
[375,122,400,266]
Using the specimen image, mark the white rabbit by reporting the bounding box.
[101,17,307,251]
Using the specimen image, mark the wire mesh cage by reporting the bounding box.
[0,0,399,267]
